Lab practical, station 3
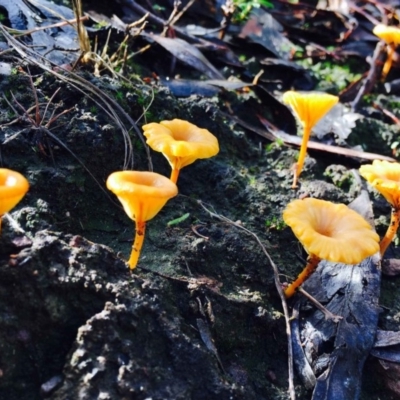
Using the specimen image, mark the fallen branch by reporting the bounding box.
[220,111,395,162]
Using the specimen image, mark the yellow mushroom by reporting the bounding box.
[106,171,178,269]
[282,91,339,188]
[283,198,379,297]
[142,119,219,184]
[359,160,400,256]
[373,24,400,81]
[0,168,29,233]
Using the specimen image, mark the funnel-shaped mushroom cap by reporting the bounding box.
[106,171,178,222]
[283,198,379,264]
[0,169,29,215]
[282,91,339,130]
[360,160,400,208]
[373,24,400,44]
[143,119,219,170]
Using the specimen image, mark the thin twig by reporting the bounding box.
[161,1,182,36]
[297,288,342,323]
[42,88,62,125]
[191,225,209,240]
[373,102,400,125]
[351,41,384,111]
[10,16,89,37]
[121,0,218,49]
[169,0,198,28]
[198,200,296,400]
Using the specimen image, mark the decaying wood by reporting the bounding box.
[291,179,381,400]
[305,256,380,400]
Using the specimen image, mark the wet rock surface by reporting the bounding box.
[0,228,279,400]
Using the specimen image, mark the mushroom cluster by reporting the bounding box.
[106,114,381,303]
[107,119,219,269]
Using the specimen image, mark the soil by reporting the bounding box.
[0,18,400,400]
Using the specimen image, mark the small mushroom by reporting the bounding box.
[0,168,29,233]
[282,91,339,188]
[359,160,400,256]
[373,24,400,81]
[106,171,178,269]
[283,198,379,297]
[142,119,219,184]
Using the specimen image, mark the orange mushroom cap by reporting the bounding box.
[106,171,178,222]
[359,160,400,209]
[0,168,29,215]
[282,91,339,130]
[142,119,219,171]
[283,198,379,264]
[373,24,400,44]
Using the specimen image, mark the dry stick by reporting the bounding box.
[350,2,385,25]
[373,102,400,125]
[169,0,198,28]
[351,41,384,111]
[121,0,213,46]
[198,201,296,400]
[296,288,342,323]
[221,111,396,162]
[12,16,89,37]
[220,0,235,40]
[161,2,182,36]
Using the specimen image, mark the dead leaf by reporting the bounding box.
[238,10,295,59]
[149,35,224,79]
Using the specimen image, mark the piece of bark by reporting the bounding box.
[307,256,381,400]
[374,359,400,398]
[290,303,316,390]
[374,330,400,348]
[291,186,381,400]
[382,258,400,276]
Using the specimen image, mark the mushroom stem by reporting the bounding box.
[382,44,395,81]
[284,254,321,298]
[292,124,312,188]
[128,220,146,269]
[380,207,400,256]
[170,168,180,184]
